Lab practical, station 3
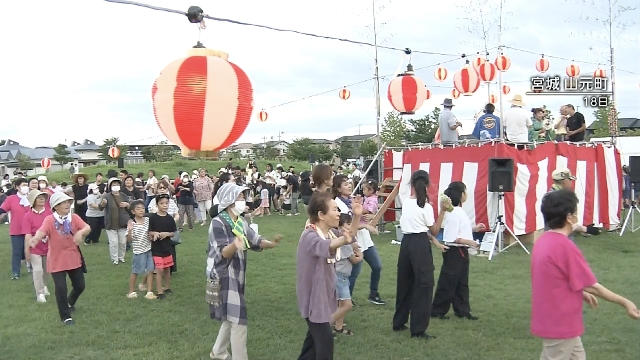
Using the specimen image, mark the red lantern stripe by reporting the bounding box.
[478,62,497,82]
[536,58,549,73]
[153,56,253,151]
[387,75,426,114]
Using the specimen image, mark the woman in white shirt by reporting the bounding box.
[431,182,481,321]
[392,170,447,340]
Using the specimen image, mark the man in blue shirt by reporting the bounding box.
[472,103,501,140]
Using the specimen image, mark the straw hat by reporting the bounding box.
[73,173,88,182]
[27,190,48,207]
[507,94,526,107]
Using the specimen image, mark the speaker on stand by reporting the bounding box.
[480,158,530,260]
[620,156,640,236]
[117,158,125,169]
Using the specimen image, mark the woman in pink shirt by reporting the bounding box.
[28,192,91,325]
[22,190,53,303]
[531,189,640,359]
[0,178,31,280]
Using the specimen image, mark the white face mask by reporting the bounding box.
[39,183,47,189]
[19,186,29,195]
[111,186,120,192]
[231,200,246,215]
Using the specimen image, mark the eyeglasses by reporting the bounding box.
[158,187,167,190]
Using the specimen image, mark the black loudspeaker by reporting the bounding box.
[488,158,514,192]
[363,159,379,182]
[117,158,124,169]
[308,154,316,164]
[629,156,640,183]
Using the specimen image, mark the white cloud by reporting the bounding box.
[0,0,638,148]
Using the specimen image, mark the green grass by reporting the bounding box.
[0,216,638,360]
[41,159,313,184]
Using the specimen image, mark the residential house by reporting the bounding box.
[71,139,101,166]
[221,143,255,159]
[334,134,378,157]
[586,117,640,136]
[309,138,336,149]
[0,139,80,176]
[257,140,289,156]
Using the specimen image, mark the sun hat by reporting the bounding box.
[107,177,121,188]
[50,192,74,209]
[73,173,88,182]
[552,168,576,181]
[507,94,526,107]
[27,190,48,207]
[37,175,48,183]
[216,183,248,211]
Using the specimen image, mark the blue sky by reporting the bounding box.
[0,0,638,148]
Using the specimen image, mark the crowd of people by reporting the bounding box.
[2,157,640,360]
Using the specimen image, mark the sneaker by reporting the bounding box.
[119,259,125,263]
[145,292,157,300]
[11,275,19,280]
[157,293,167,300]
[138,283,148,292]
[63,318,74,326]
[164,288,173,295]
[43,286,50,296]
[455,314,479,321]
[126,292,138,299]
[113,261,119,265]
[69,304,76,312]
[37,294,47,303]
[368,293,386,305]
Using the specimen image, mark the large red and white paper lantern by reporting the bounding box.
[425,87,432,100]
[108,146,120,159]
[152,47,253,156]
[258,110,268,122]
[472,57,486,73]
[477,62,497,82]
[494,54,511,72]
[451,89,461,99]
[338,87,351,100]
[566,63,580,78]
[489,93,497,104]
[593,68,607,78]
[387,65,428,115]
[502,85,511,95]
[434,67,448,82]
[40,157,51,169]
[535,57,550,73]
[453,63,481,96]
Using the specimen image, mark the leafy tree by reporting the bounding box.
[588,98,619,139]
[98,137,127,163]
[142,141,175,162]
[380,111,407,147]
[359,139,378,158]
[287,138,317,162]
[337,140,354,160]
[315,145,333,162]
[16,154,33,170]
[255,144,279,160]
[405,107,440,143]
[52,144,73,165]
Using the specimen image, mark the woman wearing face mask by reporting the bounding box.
[206,183,282,360]
[28,192,90,325]
[84,184,105,246]
[37,176,54,195]
[175,172,195,231]
[99,178,131,265]
[0,179,32,279]
[72,174,89,223]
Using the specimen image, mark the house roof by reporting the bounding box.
[0,139,79,161]
[72,139,100,151]
[334,134,376,142]
[309,138,333,144]
[230,143,255,149]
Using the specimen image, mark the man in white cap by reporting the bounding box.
[438,98,462,144]
[546,168,587,239]
[503,94,532,144]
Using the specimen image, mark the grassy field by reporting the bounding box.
[0,215,638,360]
[40,159,314,184]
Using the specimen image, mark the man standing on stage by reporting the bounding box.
[564,104,586,142]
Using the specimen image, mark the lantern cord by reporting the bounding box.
[103,0,463,57]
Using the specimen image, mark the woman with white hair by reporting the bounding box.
[28,192,90,325]
[206,183,282,360]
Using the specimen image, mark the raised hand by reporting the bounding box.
[351,201,363,217]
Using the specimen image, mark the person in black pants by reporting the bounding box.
[392,170,446,339]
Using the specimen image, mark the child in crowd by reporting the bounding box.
[126,200,156,300]
[258,182,271,216]
[362,180,379,223]
[148,194,177,300]
[333,213,363,336]
[281,185,291,215]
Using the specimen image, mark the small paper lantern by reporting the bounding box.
[489,93,497,104]
[535,57,550,73]
[494,54,511,72]
[502,85,511,95]
[108,146,121,159]
[338,87,351,100]
[451,89,461,99]
[472,57,486,73]
[477,62,497,82]
[453,63,481,96]
[566,63,580,78]
[425,88,431,100]
[387,64,428,115]
[593,68,607,78]
[434,67,448,82]
[153,45,253,156]
[258,110,268,122]
[40,158,51,169]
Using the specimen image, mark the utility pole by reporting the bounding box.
[277,131,284,142]
[497,0,505,141]
[357,124,365,135]
[372,0,383,183]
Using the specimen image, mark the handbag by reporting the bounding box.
[169,229,182,246]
